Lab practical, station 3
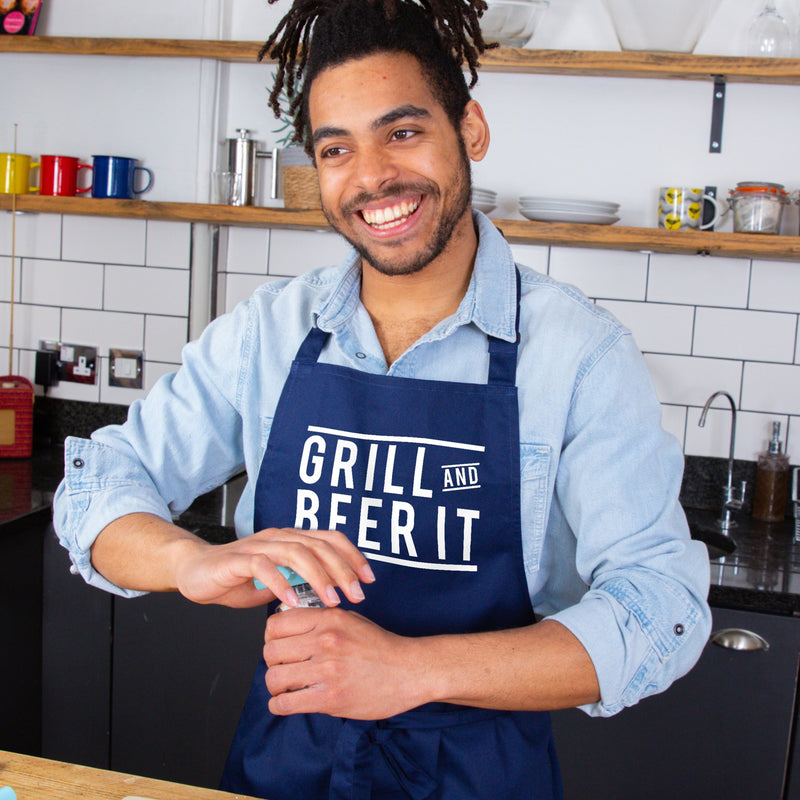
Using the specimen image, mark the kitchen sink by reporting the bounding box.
[686,508,737,559]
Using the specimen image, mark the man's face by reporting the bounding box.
[307,51,482,277]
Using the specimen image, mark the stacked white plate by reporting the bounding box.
[519,196,620,225]
[473,187,497,215]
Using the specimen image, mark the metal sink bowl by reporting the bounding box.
[686,509,737,560]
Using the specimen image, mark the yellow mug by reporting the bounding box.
[0,153,40,195]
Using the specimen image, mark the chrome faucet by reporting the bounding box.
[698,390,746,532]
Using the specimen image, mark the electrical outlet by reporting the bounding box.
[58,343,97,385]
[109,349,143,389]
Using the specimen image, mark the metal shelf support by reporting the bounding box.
[709,76,726,154]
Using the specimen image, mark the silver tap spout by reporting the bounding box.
[699,390,745,531]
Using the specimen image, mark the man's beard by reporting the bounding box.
[321,148,473,277]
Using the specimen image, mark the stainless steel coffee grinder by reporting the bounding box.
[223,129,272,206]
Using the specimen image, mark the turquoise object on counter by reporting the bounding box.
[254,566,307,591]
[0,786,17,800]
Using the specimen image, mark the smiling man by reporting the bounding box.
[53,1,711,798]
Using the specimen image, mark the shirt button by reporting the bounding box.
[72,458,85,469]
[355,352,367,359]
[674,623,685,636]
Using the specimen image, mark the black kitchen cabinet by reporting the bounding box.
[0,506,50,757]
[40,523,266,788]
[109,587,266,788]
[551,606,800,800]
[41,524,112,769]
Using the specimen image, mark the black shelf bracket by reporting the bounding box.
[709,76,726,154]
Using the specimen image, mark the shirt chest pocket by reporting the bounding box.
[519,443,552,574]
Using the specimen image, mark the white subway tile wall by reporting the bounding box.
[2,213,799,462]
[0,216,192,404]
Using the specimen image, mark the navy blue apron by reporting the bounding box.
[221,283,562,800]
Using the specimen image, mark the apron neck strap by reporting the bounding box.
[295,325,329,363]
[487,267,521,387]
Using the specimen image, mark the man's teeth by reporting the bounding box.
[362,199,420,229]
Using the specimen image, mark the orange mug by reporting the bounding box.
[0,153,39,195]
[40,155,93,197]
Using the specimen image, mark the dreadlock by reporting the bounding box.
[258,0,495,155]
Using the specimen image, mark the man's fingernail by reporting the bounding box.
[326,585,341,605]
[360,564,376,583]
[350,581,365,601]
[285,587,299,607]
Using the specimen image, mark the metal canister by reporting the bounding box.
[224,129,271,206]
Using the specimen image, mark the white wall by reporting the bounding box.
[1,0,799,462]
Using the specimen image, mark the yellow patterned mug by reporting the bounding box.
[0,153,40,195]
[658,186,725,230]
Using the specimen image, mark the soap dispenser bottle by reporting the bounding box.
[752,421,790,523]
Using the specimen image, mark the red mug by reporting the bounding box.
[40,155,93,197]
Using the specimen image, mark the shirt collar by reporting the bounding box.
[314,210,518,343]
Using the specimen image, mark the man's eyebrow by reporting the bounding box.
[312,125,350,146]
[372,104,431,130]
[312,105,432,146]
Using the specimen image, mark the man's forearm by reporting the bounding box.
[90,512,205,592]
[416,618,600,711]
[265,612,600,718]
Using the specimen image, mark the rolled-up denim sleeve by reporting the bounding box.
[547,332,711,717]
[53,438,172,597]
[52,299,253,597]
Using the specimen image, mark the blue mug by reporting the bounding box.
[91,155,153,199]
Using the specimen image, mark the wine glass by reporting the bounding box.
[744,0,794,57]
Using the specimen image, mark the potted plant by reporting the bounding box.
[271,78,320,210]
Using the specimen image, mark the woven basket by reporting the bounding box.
[283,165,321,210]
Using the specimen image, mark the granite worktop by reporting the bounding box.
[17,398,800,617]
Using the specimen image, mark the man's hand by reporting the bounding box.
[91,513,375,610]
[175,526,375,609]
[264,607,425,719]
[263,610,601,717]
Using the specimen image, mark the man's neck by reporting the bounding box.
[359,213,478,366]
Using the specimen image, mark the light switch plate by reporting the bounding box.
[109,348,143,389]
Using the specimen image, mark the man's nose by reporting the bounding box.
[352,144,400,193]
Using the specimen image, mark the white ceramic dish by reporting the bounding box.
[473,200,498,214]
[520,208,620,224]
[519,196,620,213]
[480,0,550,47]
[601,0,722,52]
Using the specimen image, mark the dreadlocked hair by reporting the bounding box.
[258,0,495,155]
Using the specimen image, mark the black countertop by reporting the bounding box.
[13,443,800,618]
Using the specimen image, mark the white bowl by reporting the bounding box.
[601,0,722,53]
[480,0,549,48]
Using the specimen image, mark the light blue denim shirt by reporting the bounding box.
[54,211,711,717]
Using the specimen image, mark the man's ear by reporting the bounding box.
[460,99,491,163]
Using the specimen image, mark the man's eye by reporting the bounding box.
[321,146,345,159]
[391,129,416,141]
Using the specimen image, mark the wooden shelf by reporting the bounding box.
[4,37,799,260]
[3,194,799,260]
[3,36,800,84]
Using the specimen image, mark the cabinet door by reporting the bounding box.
[0,508,49,756]
[551,607,799,800]
[41,524,112,769]
[110,592,266,789]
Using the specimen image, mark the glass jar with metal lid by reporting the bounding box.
[728,182,790,234]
